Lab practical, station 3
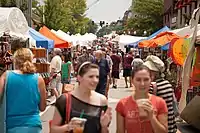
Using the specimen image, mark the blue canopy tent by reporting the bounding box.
[161,43,170,50]
[126,26,170,48]
[29,28,54,49]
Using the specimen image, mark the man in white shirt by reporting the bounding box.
[50,48,62,98]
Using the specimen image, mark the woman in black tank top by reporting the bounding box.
[50,62,112,133]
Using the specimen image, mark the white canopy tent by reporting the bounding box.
[112,35,146,51]
[50,29,97,46]
[171,24,200,37]
[50,29,71,43]
[57,30,73,42]
[0,7,29,39]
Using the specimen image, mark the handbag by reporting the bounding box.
[180,94,200,130]
[0,71,9,133]
[62,84,74,94]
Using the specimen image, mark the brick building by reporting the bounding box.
[164,0,200,28]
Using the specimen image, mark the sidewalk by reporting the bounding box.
[108,77,132,133]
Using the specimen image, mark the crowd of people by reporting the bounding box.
[0,38,179,133]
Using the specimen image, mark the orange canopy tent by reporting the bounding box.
[39,26,70,48]
[138,32,182,48]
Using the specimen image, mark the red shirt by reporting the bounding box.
[116,95,168,133]
[123,54,133,69]
[111,54,121,71]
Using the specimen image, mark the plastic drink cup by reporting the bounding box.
[73,127,84,133]
[136,99,148,118]
[71,117,87,133]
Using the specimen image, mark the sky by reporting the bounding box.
[86,0,132,24]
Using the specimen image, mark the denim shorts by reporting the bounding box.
[50,74,61,90]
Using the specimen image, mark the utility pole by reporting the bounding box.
[27,0,32,26]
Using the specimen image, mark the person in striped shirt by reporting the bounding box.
[144,55,177,133]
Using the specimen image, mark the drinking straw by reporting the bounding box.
[80,110,84,118]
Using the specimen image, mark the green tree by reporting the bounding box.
[126,0,164,36]
[0,0,16,6]
[33,0,95,34]
[96,26,112,37]
[85,19,98,34]
[0,0,27,11]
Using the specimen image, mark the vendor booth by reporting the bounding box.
[0,7,29,75]
[29,28,54,49]
[39,26,71,48]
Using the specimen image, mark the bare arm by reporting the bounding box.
[101,127,109,133]
[0,72,6,99]
[100,95,110,133]
[38,75,46,111]
[50,108,72,133]
[116,112,125,133]
[150,113,168,133]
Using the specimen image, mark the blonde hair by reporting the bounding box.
[14,48,36,74]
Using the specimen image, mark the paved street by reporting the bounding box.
[40,76,132,133]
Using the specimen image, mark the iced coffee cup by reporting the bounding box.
[70,117,87,133]
[136,99,148,118]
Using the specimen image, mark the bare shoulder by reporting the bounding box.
[38,75,45,84]
[92,91,108,106]
[38,75,43,80]
[1,71,7,79]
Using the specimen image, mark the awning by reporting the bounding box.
[138,31,181,48]
[39,26,70,48]
[127,26,170,48]
[29,28,54,49]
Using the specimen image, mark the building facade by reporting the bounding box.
[164,0,200,29]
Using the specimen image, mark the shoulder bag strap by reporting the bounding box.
[65,93,71,123]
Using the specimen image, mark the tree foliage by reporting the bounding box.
[0,0,97,35]
[0,0,28,12]
[126,0,164,36]
[96,21,125,37]
[33,0,97,34]
[96,26,112,37]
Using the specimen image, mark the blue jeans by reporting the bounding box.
[7,127,41,133]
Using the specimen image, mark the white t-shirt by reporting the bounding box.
[50,55,62,72]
